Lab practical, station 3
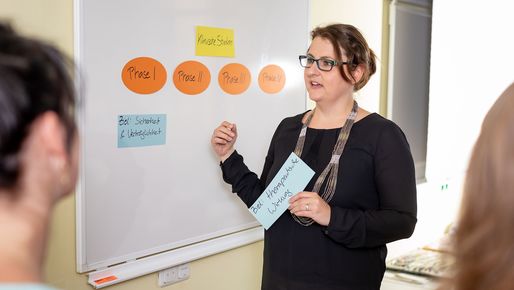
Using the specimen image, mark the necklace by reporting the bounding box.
[291,100,358,226]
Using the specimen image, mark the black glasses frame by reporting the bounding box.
[298,55,349,72]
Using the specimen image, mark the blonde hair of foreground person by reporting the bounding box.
[441,83,514,290]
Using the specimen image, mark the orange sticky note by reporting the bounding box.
[173,60,211,95]
[218,63,251,95]
[121,57,167,95]
[258,64,286,94]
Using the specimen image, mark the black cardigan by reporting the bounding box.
[221,112,417,290]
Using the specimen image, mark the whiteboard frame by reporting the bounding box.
[74,0,87,273]
[74,0,310,284]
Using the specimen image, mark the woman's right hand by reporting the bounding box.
[211,121,237,161]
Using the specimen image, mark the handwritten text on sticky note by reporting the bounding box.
[195,26,235,57]
[249,152,314,230]
[117,114,166,148]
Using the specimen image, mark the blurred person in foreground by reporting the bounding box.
[0,22,78,290]
[440,82,514,290]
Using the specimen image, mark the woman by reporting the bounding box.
[0,23,78,289]
[211,23,417,290]
[440,83,514,290]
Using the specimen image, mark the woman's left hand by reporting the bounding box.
[288,191,331,226]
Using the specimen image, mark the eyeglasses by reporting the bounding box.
[299,55,349,72]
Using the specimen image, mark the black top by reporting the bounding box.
[221,112,417,290]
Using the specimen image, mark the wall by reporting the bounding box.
[425,0,514,182]
[0,0,383,289]
[0,0,73,54]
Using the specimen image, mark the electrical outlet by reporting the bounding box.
[177,264,190,279]
[158,263,190,287]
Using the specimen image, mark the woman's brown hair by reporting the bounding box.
[444,83,514,290]
[310,23,377,91]
[0,23,77,188]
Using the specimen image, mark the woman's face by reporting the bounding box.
[304,37,354,104]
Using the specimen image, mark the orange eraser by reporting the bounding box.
[94,275,117,285]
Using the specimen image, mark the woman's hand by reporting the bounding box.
[211,121,237,162]
[288,191,331,226]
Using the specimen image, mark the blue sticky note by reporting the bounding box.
[249,152,315,230]
[117,114,166,148]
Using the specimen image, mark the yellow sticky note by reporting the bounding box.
[195,26,235,57]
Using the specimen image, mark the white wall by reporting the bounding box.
[388,0,514,259]
[426,0,514,181]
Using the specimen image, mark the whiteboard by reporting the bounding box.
[76,0,309,272]
[426,0,514,181]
